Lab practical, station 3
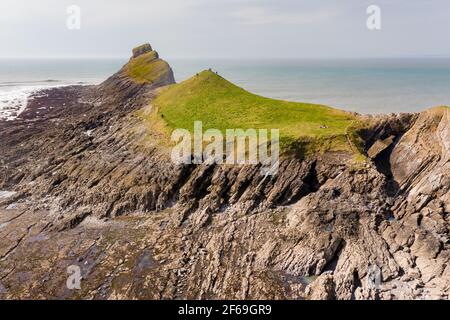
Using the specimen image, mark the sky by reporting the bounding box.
[1,0,450,59]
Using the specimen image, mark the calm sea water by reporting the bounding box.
[1,58,450,119]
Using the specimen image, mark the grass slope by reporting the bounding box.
[146,70,362,156]
[126,51,171,84]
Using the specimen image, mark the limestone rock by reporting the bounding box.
[367,135,395,159]
[132,43,153,58]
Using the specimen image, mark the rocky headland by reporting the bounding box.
[0,44,448,300]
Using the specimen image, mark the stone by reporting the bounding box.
[367,135,395,159]
[132,43,153,58]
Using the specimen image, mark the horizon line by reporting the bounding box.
[1,55,450,60]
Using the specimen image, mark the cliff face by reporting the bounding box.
[0,45,448,300]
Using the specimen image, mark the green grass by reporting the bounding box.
[126,51,171,84]
[147,70,362,157]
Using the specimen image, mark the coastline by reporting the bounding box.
[0,82,94,121]
[0,45,448,300]
[2,57,450,119]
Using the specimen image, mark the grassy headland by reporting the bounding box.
[141,70,364,158]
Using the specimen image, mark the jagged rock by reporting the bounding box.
[132,43,153,58]
[367,135,395,159]
[306,272,335,300]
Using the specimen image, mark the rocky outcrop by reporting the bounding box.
[0,44,448,300]
[367,135,395,159]
[132,43,153,58]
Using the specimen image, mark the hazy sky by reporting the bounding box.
[1,0,449,58]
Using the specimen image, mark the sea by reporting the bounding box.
[1,57,450,120]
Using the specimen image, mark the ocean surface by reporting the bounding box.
[1,58,450,120]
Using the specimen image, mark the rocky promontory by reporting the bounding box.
[0,44,448,300]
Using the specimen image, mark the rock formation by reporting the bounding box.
[0,44,448,300]
[132,43,153,58]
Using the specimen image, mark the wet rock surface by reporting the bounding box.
[0,46,448,300]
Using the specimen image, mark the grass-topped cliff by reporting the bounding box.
[142,70,363,157]
[124,44,174,86]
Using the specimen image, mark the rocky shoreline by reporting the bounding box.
[0,44,448,300]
